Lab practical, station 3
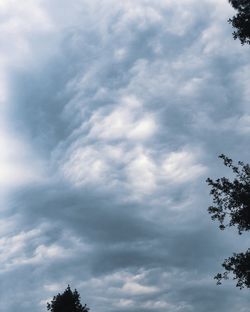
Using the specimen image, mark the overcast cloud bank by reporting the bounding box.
[1,1,250,311]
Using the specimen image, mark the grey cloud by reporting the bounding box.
[2,0,250,312]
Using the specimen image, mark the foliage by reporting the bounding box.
[207,154,250,234]
[207,154,250,288]
[228,0,250,45]
[47,285,89,312]
[215,249,250,289]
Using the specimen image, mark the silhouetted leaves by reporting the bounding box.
[207,154,250,234]
[215,250,250,289]
[47,285,89,312]
[228,0,250,45]
[207,155,250,288]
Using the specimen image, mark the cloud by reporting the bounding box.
[1,0,250,312]
[88,95,156,141]
[0,127,44,191]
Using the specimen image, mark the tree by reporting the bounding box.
[228,0,250,45]
[206,154,250,288]
[47,285,89,312]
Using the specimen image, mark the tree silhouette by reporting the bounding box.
[47,285,89,312]
[207,155,250,288]
[228,0,250,45]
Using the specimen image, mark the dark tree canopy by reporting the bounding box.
[47,285,89,312]
[228,0,250,45]
[207,154,250,234]
[207,155,250,288]
[215,249,250,289]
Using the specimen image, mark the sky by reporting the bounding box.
[1,0,250,311]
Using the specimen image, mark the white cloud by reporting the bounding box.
[0,228,41,271]
[0,225,90,272]
[0,127,45,192]
[114,299,134,308]
[125,147,157,194]
[122,281,158,295]
[62,145,109,185]
[88,95,156,141]
[0,0,55,70]
[61,142,206,198]
[162,149,207,184]
[81,269,159,297]
[112,2,162,33]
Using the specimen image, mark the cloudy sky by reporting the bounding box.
[1,0,250,311]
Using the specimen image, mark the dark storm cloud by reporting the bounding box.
[8,179,244,312]
[1,0,250,312]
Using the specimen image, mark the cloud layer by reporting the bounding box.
[1,0,250,311]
